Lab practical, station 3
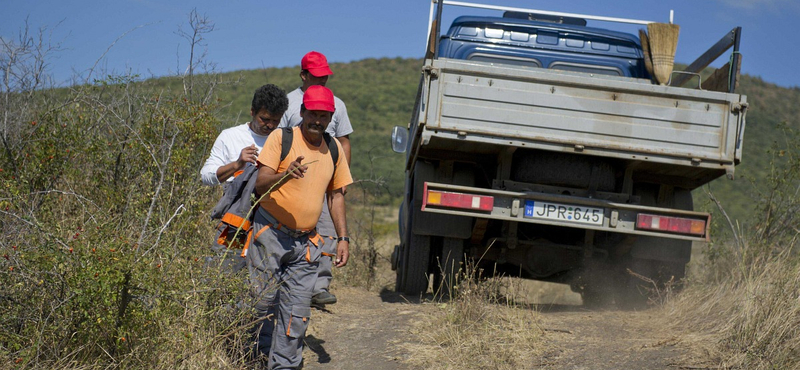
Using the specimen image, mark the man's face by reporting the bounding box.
[301,71,329,89]
[249,108,281,136]
[301,109,333,138]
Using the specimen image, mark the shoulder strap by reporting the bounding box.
[280,127,293,162]
[323,132,339,171]
[279,127,339,171]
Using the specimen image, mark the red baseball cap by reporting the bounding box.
[303,85,335,112]
[301,51,333,77]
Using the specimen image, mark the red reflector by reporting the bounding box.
[636,214,706,236]
[426,190,493,212]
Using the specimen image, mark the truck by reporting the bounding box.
[390,0,747,307]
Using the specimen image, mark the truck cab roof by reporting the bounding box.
[439,15,647,78]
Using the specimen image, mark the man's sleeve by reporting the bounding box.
[278,109,292,129]
[257,129,283,172]
[280,90,303,128]
[328,139,353,191]
[199,132,229,186]
[332,98,354,137]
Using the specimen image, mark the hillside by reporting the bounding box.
[700,74,800,234]
[181,58,797,234]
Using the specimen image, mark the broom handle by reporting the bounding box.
[443,0,657,25]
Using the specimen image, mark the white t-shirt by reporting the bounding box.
[279,87,354,138]
[200,123,268,186]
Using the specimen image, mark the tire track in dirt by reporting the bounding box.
[301,287,431,370]
[535,307,704,369]
[300,284,714,370]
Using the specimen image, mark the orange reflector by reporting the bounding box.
[636,213,706,236]
[424,190,493,212]
[428,191,442,205]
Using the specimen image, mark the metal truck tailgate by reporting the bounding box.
[422,58,746,175]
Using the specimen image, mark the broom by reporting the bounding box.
[647,22,680,85]
[638,29,655,82]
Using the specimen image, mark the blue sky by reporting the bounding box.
[3,0,799,88]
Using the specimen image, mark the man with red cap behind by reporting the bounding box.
[249,85,352,369]
[280,51,353,306]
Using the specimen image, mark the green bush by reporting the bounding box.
[0,77,254,368]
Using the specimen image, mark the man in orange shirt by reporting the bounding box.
[248,85,352,369]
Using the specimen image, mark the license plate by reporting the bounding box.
[523,200,604,225]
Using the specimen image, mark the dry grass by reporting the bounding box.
[335,201,400,291]
[402,263,545,370]
[663,243,800,369]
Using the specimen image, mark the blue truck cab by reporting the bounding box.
[439,13,649,79]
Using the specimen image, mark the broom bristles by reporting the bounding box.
[647,23,680,85]
[639,29,655,80]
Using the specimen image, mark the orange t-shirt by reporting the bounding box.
[256,127,353,230]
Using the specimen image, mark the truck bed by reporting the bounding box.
[413,58,747,189]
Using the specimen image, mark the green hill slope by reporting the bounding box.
[702,76,800,232]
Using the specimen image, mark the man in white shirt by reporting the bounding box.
[279,51,353,305]
[200,84,288,270]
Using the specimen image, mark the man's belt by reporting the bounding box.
[256,206,315,238]
[243,206,326,261]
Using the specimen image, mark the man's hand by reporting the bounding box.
[334,240,349,267]
[285,156,308,179]
[237,144,259,168]
[216,144,258,183]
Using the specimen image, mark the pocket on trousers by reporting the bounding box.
[286,305,311,338]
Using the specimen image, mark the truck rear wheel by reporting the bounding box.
[395,234,427,294]
[575,261,617,308]
[433,237,464,299]
[615,258,686,309]
[614,186,693,308]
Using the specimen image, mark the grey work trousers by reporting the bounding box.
[313,236,335,295]
[247,208,323,370]
[313,201,336,295]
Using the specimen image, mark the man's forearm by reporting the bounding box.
[255,167,286,195]
[215,160,243,184]
[329,189,347,237]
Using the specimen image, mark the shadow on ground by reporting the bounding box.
[304,335,331,364]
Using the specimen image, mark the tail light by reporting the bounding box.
[636,213,706,236]
[423,189,493,212]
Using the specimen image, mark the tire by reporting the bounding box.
[615,186,693,309]
[393,245,405,292]
[512,151,616,191]
[615,258,686,309]
[395,203,408,293]
[434,237,464,300]
[581,286,615,308]
[576,261,616,308]
[402,233,431,295]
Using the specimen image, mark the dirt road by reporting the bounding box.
[301,284,717,370]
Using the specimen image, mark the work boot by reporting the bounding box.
[311,291,337,305]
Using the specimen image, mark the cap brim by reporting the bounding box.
[304,102,335,112]
[307,66,333,77]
